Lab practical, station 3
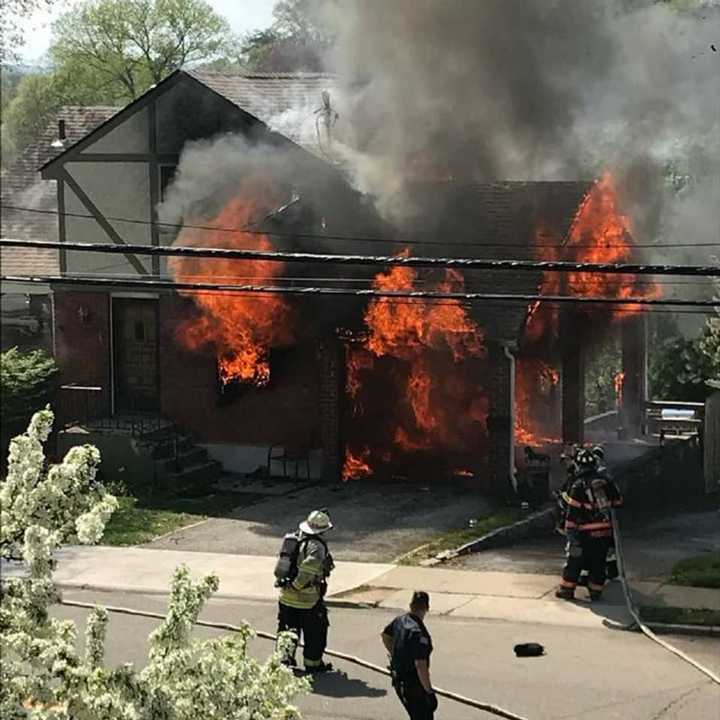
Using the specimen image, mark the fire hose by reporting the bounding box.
[59,598,529,720]
[56,510,717,717]
[610,509,720,686]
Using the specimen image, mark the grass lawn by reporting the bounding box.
[640,605,720,627]
[101,491,244,546]
[669,552,720,589]
[398,508,523,565]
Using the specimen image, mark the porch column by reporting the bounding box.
[318,337,343,482]
[487,342,513,497]
[620,314,648,437]
[561,314,585,444]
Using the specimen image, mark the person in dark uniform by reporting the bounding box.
[381,591,437,720]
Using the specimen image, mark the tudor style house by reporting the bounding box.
[2,69,648,495]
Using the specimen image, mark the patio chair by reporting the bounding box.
[267,442,312,481]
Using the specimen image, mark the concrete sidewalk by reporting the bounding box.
[24,545,717,631]
[44,545,393,600]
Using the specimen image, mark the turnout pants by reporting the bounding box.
[277,600,329,666]
[394,675,436,720]
[562,534,610,594]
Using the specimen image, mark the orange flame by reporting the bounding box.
[515,358,560,447]
[525,172,661,342]
[168,192,295,385]
[614,371,625,407]
[344,254,487,477]
[342,446,372,480]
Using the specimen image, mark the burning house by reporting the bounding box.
[10,69,656,495]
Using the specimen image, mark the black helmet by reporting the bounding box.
[574,448,599,469]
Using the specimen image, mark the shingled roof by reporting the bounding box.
[1,106,117,278]
[186,70,339,149]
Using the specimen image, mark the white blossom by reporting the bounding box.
[1,408,309,719]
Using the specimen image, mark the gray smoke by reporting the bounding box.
[319,0,719,256]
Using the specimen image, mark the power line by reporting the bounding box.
[3,203,720,250]
[58,268,711,288]
[2,238,718,277]
[3,273,718,308]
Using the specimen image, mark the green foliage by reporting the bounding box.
[585,337,622,417]
[207,0,331,73]
[50,0,234,102]
[0,347,58,428]
[649,320,718,401]
[669,551,720,589]
[1,72,66,161]
[699,318,720,389]
[1,1,57,62]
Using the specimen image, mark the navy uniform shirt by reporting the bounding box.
[383,613,433,680]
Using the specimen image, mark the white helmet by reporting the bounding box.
[299,509,333,535]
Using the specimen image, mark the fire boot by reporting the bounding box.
[555,587,575,601]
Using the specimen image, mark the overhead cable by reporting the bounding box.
[3,273,718,308]
[2,203,719,250]
[2,238,718,277]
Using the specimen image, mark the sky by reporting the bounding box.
[15,0,276,65]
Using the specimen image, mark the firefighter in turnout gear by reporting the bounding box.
[382,591,437,720]
[556,447,623,601]
[555,445,619,584]
[276,509,335,672]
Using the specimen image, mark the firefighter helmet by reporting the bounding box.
[299,509,333,535]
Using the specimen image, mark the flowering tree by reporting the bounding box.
[1,408,309,718]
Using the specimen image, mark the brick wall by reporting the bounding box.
[158,294,321,447]
[53,290,111,421]
[487,342,512,497]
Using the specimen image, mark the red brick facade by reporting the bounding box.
[53,290,112,422]
[158,295,321,448]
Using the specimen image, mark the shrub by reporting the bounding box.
[0,347,58,427]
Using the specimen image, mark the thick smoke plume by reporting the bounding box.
[321,0,719,253]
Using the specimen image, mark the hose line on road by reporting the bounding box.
[610,509,720,686]
[59,598,529,720]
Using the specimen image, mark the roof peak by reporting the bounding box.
[188,69,336,80]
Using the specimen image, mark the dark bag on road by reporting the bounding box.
[514,642,545,657]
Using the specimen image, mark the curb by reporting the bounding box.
[643,621,720,638]
[433,506,555,564]
[57,581,380,610]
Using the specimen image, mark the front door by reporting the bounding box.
[112,298,159,413]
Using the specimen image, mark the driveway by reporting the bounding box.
[149,478,493,562]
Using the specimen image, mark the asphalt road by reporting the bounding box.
[56,588,719,720]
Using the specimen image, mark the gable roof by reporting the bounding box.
[1,106,117,279]
[185,70,338,148]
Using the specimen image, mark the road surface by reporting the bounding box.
[56,587,719,720]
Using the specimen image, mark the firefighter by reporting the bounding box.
[277,509,335,672]
[381,591,438,720]
[556,445,619,584]
[556,447,623,601]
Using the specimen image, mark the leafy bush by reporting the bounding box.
[0,409,308,718]
[649,321,718,401]
[0,347,58,427]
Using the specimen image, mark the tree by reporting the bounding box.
[0,408,309,718]
[0,1,56,62]
[1,73,65,162]
[210,0,331,73]
[649,320,718,401]
[50,0,234,102]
